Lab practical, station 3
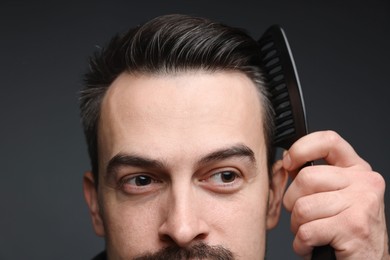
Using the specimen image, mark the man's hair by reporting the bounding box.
[80,14,275,183]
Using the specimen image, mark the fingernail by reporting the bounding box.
[283,152,291,169]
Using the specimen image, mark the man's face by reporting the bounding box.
[83,71,286,259]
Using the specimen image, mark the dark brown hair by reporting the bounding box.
[80,14,275,183]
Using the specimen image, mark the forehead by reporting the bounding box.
[98,71,266,168]
[102,70,262,119]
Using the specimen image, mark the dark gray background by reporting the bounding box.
[0,1,389,259]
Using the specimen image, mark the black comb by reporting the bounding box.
[258,25,336,260]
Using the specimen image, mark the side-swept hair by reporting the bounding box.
[80,14,275,183]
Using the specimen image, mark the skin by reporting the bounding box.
[83,70,390,259]
[83,71,288,259]
[282,132,389,259]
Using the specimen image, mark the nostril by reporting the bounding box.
[159,232,207,242]
[159,233,176,245]
[159,232,208,249]
[194,232,207,241]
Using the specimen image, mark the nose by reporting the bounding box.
[158,185,210,247]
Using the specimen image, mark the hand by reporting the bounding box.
[282,131,389,259]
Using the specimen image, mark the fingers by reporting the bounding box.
[281,130,388,258]
[291,188,388,259]
[292,217,335,257]
[283,165,349,211]
[282,131,371,173]
[288,191,349,234]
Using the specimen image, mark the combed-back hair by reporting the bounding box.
[80,14,275,183]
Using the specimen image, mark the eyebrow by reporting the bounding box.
[197,144,256,165]
[105,144,256,179]
[106,154,165,178]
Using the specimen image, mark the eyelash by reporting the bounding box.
[118,174,161,193]
[200,168,243,193]
[117,168,243,195]
[208,170,239,184]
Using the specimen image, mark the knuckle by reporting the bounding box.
[361,192,383,216]
[350,215,371,239]
[294,198,312,220]
[368,171,386,191]
[352,158,373,171]
[356,171,386,196]
[323,130,342,146]
[345,207,372,239]
[295,168,314,188]
[296,224,313,245]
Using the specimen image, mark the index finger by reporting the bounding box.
[283,131,371,172]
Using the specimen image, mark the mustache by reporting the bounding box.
[133,242,235,260]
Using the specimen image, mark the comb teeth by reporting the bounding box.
[258,35,296,146]
[259,26,331,258]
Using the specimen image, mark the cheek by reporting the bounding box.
[100,194,163,258]
[98,176,269,259]
[205,182,269,257]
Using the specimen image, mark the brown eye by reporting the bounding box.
[123,175,153,186]
[134,175,152,186]
[209,171,238,184]
[118,174,164,195]
[220,171,236,182]
[200,169,243,194]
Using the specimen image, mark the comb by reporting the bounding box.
[258,25,336,260]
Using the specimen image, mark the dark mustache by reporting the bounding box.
[133,242,234,260]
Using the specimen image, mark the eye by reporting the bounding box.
[126,175,153,186]
[200,169,243,194]
[209,171,238,184]
[118,174,161,195]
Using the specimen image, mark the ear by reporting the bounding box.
[83,171,105,237]
[266,160,288,229]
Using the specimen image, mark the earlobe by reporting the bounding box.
[83,171,105,237]
[266,160,288,230]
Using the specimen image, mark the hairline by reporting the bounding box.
[80,14,276,186]
[95,68,272,183]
